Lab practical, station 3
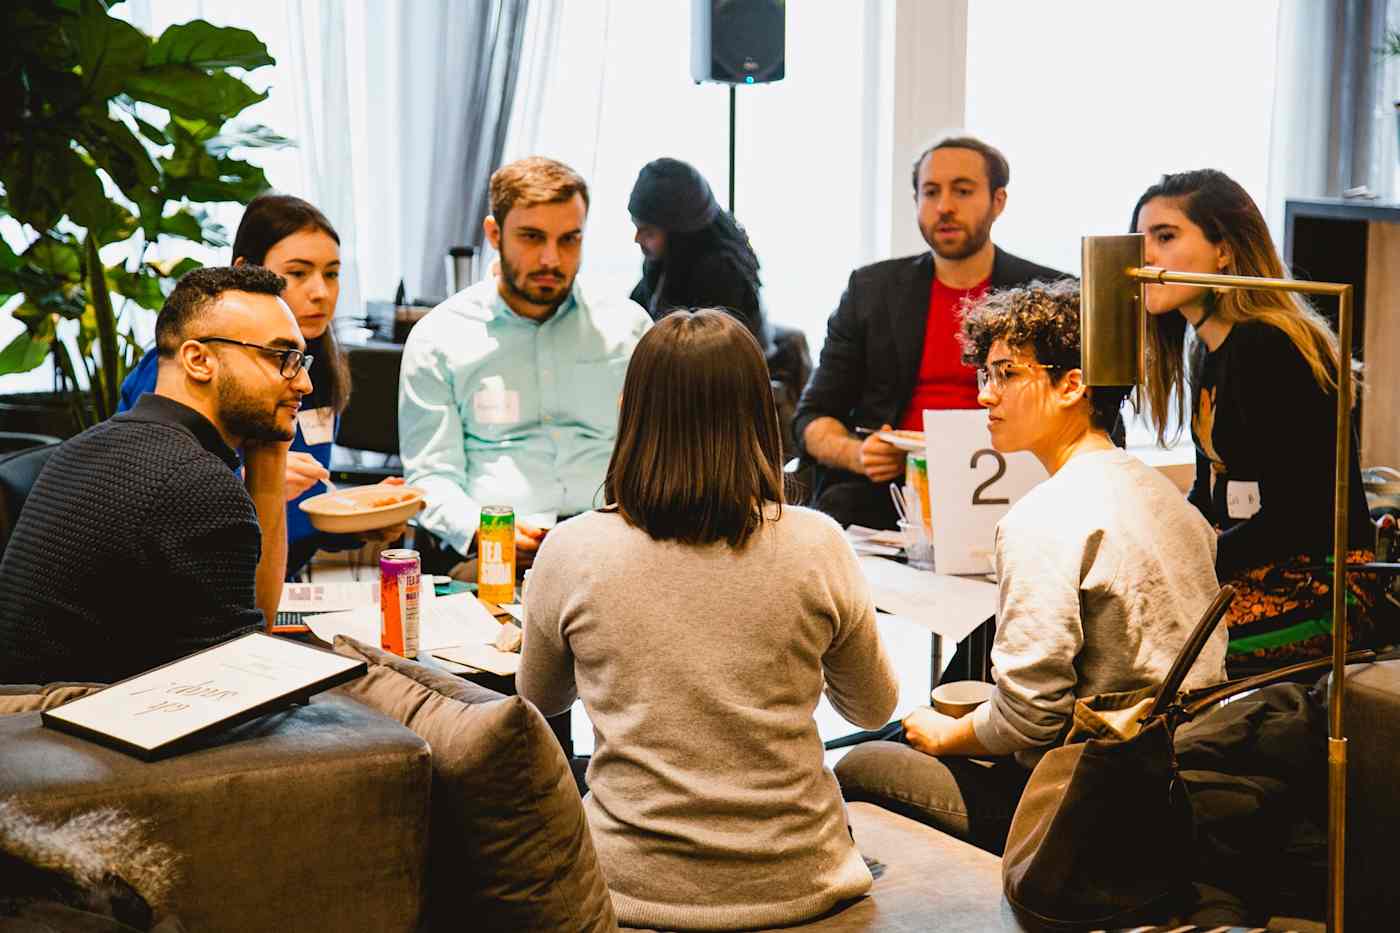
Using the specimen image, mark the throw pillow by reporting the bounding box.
[330,636,615,933]
[0,683,105,716]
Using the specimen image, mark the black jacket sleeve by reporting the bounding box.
[794,271,867,457]
[678,252,767,347]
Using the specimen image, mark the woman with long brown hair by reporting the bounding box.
[1131,169,1379,670]
[518,310,897,930]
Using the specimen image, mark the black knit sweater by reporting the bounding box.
[1187,320,1372,577]
[0,394,263,684]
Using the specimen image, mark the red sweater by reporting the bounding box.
[897,276,988,429]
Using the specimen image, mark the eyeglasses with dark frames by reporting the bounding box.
[191,337,313,380]
[975,360,1062,394]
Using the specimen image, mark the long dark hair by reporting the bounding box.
[232,193,352,414]
[1129,170,1345,444]
[646,211,761,303]
[604,310,784,548]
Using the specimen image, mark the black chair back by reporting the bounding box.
[337,343,404,456]
[0,431,62,456]
[0,441,60,554]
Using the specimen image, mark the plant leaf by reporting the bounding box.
[0,142,104,233]
[74,106,161,196]
[132,114,170,146]
[0,313,56,376]
[204,122,293,156]
[106,263,166,311]
[74,0,151,101]
[146,19,274,71]
[162,150,271,203]
[22,235,83,283]
[149,256,202,279]
[123,65,268,122]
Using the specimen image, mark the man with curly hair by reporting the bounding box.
[795,134,1066,529]
[835,279,1225,854]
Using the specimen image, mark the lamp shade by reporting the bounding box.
[1080,234,1146,387]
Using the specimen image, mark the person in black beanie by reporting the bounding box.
[627,157,769,349]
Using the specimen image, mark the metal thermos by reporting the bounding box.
[445,246,478,295]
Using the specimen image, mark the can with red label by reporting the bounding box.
[380,548,421,658]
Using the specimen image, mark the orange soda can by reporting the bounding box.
[380,548,420,658]
[477,506,516,604]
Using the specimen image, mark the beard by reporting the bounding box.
[922,209,996,261]
[499,246,574,312]
[217,372,294,443]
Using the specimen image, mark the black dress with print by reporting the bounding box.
[1186,320,1372,580]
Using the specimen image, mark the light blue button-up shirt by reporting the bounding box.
[399,278,651,555]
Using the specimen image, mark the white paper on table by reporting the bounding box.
[858,555,997,644]
[432,643,521,676]
[497,603,526,625]
[304,583,449,649]
[279,581,379,614]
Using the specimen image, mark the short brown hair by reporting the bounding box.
[911,134,1010,193]
[489,156,590,226]
[604,310,785,548]
[959,278,1127,433]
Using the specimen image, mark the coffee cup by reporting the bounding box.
[930,680,995,718]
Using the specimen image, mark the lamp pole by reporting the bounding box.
[1082,239,1355,931]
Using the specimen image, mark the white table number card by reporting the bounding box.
[923,409,1047,576]
[42,633,366,760]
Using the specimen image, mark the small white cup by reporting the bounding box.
[898,519,935,572]
[931,680,995,718]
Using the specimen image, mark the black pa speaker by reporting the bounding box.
[690,0,786,85]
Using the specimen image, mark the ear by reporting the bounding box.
[1057,367,1090,411]
[178,339,218,386]
[483,215,501,251]
[990,187,1008,221]
[1215,242,1231,271]
[232,256,246,268]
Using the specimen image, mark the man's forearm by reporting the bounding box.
[245,445,289,627]
[803,416,864,475]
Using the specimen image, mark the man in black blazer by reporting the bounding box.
[795,135,1065,529]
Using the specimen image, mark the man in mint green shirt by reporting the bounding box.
[399,157,651,560]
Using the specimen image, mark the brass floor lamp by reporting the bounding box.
[1081,234,1355,932]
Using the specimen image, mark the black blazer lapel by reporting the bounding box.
[890,253,934,414]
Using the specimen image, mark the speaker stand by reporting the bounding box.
[728,85,736,214]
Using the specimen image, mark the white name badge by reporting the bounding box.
[296,407,335,445]
[923,409,1048,576]
[472,382,521,425]
[1226,480,1261,520]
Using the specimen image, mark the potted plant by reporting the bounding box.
[0,0,288,436]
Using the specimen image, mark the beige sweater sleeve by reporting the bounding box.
[819,528,899,730]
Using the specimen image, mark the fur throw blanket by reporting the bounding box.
[0,801,179,931]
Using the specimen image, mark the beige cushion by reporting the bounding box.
[331,636,616,933]
[0,682,105,715]
[622,802,1020,932]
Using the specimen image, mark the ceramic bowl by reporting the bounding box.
[298,484,425,534]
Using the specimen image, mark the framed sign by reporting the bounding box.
[42,633,366,761]
[923,409,1047,576]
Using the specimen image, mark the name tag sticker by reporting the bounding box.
[473,385,521,425]
[1226,480,1261,520]
[296,407,335,445]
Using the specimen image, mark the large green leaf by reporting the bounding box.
[75,0,151,100]
[158,206,228,246]
[204,122,292,156]
[147,20,274,71]
[74,107,161,196]
[106,262,164,310]
[0,140,103,233]
[149,256,201,279]
[84,197,139,246]
[0,309,56,376]
[123,66,267,122]
[163,150,270,204]
[22,235,83,282]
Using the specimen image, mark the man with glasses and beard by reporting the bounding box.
[399,157,650,567]
[0,266,307,683]
[795,134,1066,529]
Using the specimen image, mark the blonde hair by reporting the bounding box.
[488,156,589,226]
[1130,170,1353,445]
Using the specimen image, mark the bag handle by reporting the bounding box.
[1146,584,1236,720]
[1180,645,1400,719]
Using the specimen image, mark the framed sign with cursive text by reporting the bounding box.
[41,633,366,760]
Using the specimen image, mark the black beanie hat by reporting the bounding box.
[627,158,720,234]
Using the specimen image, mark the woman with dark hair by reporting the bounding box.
[627,158,769,348]
[518,310,896,930]
[1130,169,1379,669]
[119,193,389,577]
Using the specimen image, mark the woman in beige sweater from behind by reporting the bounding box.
[520,310,898,931]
